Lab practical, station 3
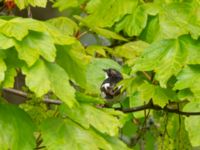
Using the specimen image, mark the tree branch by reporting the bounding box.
[3,88,200,116]
[3,88,62,105]
[117,101,200,117]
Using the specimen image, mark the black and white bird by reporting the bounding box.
[100,68,124,104]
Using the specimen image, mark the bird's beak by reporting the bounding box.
[103,69,108,72]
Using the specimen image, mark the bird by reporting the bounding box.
[100,68,124,104]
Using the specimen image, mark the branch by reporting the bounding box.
[117,101,200,117]
[3,88,62,105]
[4,88,200,116]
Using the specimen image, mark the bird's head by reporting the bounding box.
[103,68,122,79]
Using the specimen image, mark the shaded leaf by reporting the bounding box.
[40,117,112,150]
[0,103,36,150]
[174,65,200,99]
[56,44,90,87]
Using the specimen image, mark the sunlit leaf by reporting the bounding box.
[133,38,188,87]
[15,31,56,66]
[53,0,78,11]
[47,17,79,36]
[84,0,137,28]
[0,18,28,41]
[14,0,47,9]
[2,68,17,88]
[59,103,124,136]
[0,58,7,84]
[0,33,14,49]
[139,82,176,107]
[23,59,77,107]
[115,4,148,36]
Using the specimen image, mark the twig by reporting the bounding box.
[27,6,32,18]
[76,31,88,39]
[116,101,200,117]
[3,88,62,105]
[142,71,152,81]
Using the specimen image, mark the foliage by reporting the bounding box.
[0,0,200,149]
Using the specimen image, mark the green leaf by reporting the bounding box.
[0,18,28,40]
[40,117,112,150]
[114,41,149,59]
[141,2,200,41]
[56,45,90,87]
[23,59,77,107]
[2,68,17,88]
[59,103,123,136]
[75,16,127,41]
[86,45,107,57]
[133,38,188,87]
[0,58,7,84]
[23,59,51,97]
[184,102,200,147]
[14,0,47,10]
[139,82,177,107]
[129,92,145,118]
[115,4,148,36]
[184,36,200,64]
[0,103,36,150]
[47,61,77,107]
[28,0,47,7]
[86,58,121,93]
[44,22,76,45]
[53,0,78,11]
[75,92,104,104]
[84,0,137,28]
[174,65,200,99]
[93,27,127,41]
[47,17,79,36]
[102,134,131,150]
[0,33,14,49]
[15,31,56,66]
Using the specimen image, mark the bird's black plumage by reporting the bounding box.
[100,68,123,100]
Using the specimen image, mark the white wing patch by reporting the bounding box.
[102,83,110,90]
